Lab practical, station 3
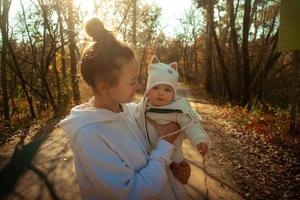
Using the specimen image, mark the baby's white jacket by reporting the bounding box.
[135,97,212,154]
[58,97,177,200]
[134,97,212,200]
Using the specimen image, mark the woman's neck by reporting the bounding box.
[94,95,122,113]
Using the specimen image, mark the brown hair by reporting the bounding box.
[81,18,134,90]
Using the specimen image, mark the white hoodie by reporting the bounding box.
[58,97,176,200]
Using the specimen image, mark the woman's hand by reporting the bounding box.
[146,117,181,144]
[170,161,191,184]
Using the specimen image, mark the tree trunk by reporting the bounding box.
[250,33,280,94]
[0,0,12,124]
[53,53,62,105]
[41,75,58,114]
[212,28,232,99]
[132,0,137,51]
[67,0,81,104]
[228,0,242,101]
[241,0,251,106]
[57,5,67,80]
[194,39,198,72]
[205,0,214,95]
[8,43,36,119]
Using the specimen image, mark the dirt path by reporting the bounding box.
[0,84,244,200]
[0,120,80,200]
[177,83,243,200]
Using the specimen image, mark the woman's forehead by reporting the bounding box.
[115,61,138,85]
[123,59,139,75]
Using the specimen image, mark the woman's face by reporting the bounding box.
[107,58,140,104]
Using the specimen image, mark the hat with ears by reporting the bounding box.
[145,55,179,97]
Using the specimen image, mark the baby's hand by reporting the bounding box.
[196,142,208,156]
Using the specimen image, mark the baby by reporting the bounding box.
[135,55,211,199]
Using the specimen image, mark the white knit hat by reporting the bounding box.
[145,55,179,97]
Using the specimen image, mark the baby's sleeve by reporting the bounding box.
[177,113,212,148]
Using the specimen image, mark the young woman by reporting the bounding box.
[58,18,191,200]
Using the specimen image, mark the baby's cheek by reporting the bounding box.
[168,93,175,101]
[147,92,155,100]
[148,97,155,104]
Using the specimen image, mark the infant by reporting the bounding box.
[135,55,211,199]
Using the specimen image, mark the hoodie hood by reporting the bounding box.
[57,97,128,142]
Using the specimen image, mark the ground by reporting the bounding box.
[0,83,299,200]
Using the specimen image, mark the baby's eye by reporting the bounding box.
[164,88,171,92]
[153,86,158,90]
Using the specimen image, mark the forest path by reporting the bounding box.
[0,119,80,200]
[177,83,243,200]
[0,83,244,200]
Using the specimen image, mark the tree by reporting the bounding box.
[227,0,242,101]
[241,0,251,106]
[66,0,80,105]
[0,0,12,124]
[203,0,214,96]
[177,6,203,81]
[132,0,137,51]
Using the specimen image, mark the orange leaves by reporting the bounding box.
[253,124,271,135]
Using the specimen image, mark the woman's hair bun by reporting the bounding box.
[85,17,117,48]
[85,18,107,42]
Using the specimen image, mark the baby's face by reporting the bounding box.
[147,84,175,107]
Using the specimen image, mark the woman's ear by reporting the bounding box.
[169,62,178,71]
[95,81,109,93]
[150,55,160,64]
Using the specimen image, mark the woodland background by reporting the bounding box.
[0,1,300,199]
[0,0,299,143]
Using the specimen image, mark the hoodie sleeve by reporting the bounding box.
[74,127,174,200]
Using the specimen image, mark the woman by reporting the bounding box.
[58,18,191,200]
